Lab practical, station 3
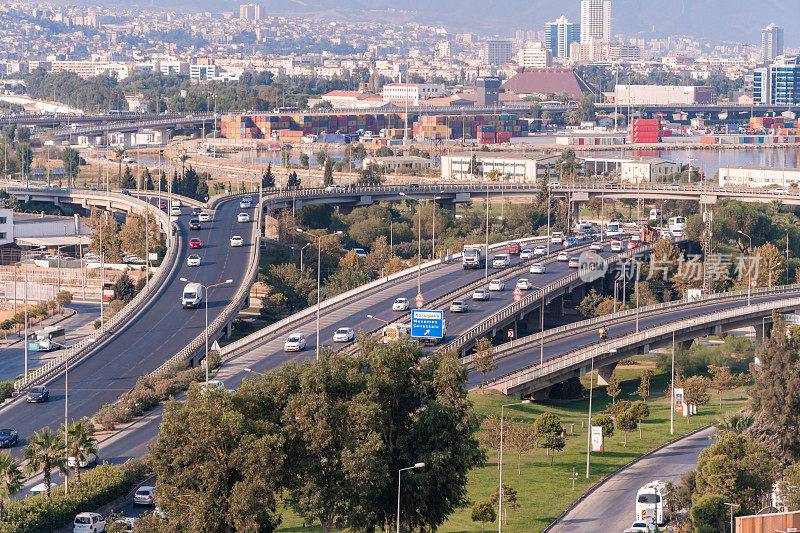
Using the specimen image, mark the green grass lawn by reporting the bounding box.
[274,356,748,532]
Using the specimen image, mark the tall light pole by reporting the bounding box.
[399,192,423,296]
[724,502,740,533]
[670,330,675,435]
[586,353,595,478]
[485,182,490,282]
[499,400,530,533]
[397,462,425,533]
[179,277,233,384]
[431,193,444,260]
[737,230,752,304]
[297,229,343,359]
[297,242,311,271]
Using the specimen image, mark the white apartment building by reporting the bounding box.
[159,60,189,75]
[190,64,217,80]
[518,45,552,68]
[381,83,446,106]
[718,166,800,188]
[580,0,611,44]
[441,153,562,182]
[620,158,680,184]
[762,23,784,62]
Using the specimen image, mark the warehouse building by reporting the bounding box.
[620,157,680,184]
[613,85,717,106]
[441,153,564,182]
[718,165,800,188]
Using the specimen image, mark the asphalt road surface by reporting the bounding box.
[551,426,717,532]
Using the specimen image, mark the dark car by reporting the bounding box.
[192,207,202,216]
[26,386,49,403]
[406,183,419,190]
[189,219,201,230]
[0,429,19,448]
[121,190,131,196]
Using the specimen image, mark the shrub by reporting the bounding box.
[0,380,13,402]
[603,399,633,416]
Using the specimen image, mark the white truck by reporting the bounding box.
[381,322,412,344]
[181,282,204,309]
[462,245,486,269]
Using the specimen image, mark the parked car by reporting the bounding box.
[529,263,546,274]
[198,212,211,222]
[134,486,156,505]
[568,256,580,268]
[0,429,18,448]
[449,300,469,312]
[623,522,649,533]
[230,236,244,247]
[189,238,202,249]
[557,251,569,261]
[492,254,510,269]
[333,327,355,342]
[488,279,505,291]
[352,248,367,259]
[519,249,534,260]
[237,212,250,223]
[392,297,410,311]
[73,512,106,532]
[284,333,307,351]
[516,278,533,290]
[472,289,490,301]
[26,386,49,403]
[187,254,201,267]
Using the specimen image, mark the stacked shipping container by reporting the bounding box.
[629,119,662,144]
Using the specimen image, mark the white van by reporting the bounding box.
[171,199,181,207]
[550,232,564,244]
[181,283,204,309]
[649,209,661,221]
[667,216,686,232]
[605,222,622,237]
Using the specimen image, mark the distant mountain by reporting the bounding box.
[95,0,797,45]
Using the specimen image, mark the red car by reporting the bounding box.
[189,238,202,249]
[627,240,639,250]
[505,241,521,255]
[157,200,167,209]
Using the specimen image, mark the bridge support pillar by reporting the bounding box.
[755,322,773,344]
[223,321,233,339]
[338,205,353,215]
[439,200,456,217]
[596,362,618,386]
[567,284,585,311]
[547,295,564,317]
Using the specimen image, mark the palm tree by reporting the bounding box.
[714,412,753,438]
[65,419,98,484]
[24,428,67,500]
[113,147,127,187]
[0,452,22,521]
[178,153,189,179]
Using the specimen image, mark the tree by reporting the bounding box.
[478,415,501,468]
[708,365,738,408]
[615,409,638,446]
[468,153,481,177]
[683,375,711,422]
[629,401,650,438]
[322,157,334,186]
[178,153,189,178]
[262,164,275,188]
[61,147,82,185]
[23,428,68,500]
[113,271,136,303]
[780,463,800,511]
[314,150,328,166]
[505,421,537,475]
[693,433,776,515]
[556,149,579,180]
[15,142,32,178]
[606,372,621,403]
[113,147,126,185]
[2,124,15,143]
[716,412,753,436]
[357,163,384,186]
[65,418,98,484]
[591,414,615,439]
[490,484,520,526]
[56,290,73,311]
[287,171,301,189]
[120,165,135,189]
[542,434,566,465]
[534,412,563,460]
[471,501,496,533]
[259,292,289,322]
[637,369,653,402]
[473,337,497,391]
[299,153,309,169]
[690,494,727,533]
[0,452,22,521]
[577,288,606,318]
[148,387,283,532]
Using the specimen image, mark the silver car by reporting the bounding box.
[472,289,490,301]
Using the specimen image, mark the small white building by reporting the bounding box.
[718,166,800,188]
[620,157,680,184]
[441,153,563,182]
[363,156,431,172]
[381,83,447,106]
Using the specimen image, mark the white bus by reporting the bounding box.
[635,480,667,525]
[605,222,622,237]
[30,326,66,352]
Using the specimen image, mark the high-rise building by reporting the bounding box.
[753,56,800,105]
[580,0,611,44]
[762,23,784,62]
[238,3,261,20]
[483,40,513,65]
[545,15,580,58]
[518,44,552,68]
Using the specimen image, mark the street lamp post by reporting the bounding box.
[768,262,782,288]
[737,230,752,304]
[397,462,425,533]
[179,277,233,384]
[297,242,311,272]
[499,400,530,533]
[366,314,390,326]
[399,192,423,296]
[586,353,594,478]
[724,502,740,533]
[296,229,344,359]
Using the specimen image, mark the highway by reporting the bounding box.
[550,427,718,533]
[0,196,255,454]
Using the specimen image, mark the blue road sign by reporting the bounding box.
[411,309,445,339]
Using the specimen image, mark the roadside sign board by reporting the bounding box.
[410,309,444,339]
[415,292,424,308]
[674,387,684,414]
[507,329,514,338]
[590,425,604,453]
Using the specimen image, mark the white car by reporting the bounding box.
[170,206,181,216]
[284,333,307,351]
[550,232,564,244]
[392,298,410,311]
[449,300,469,312]
[488,279,505,291]
[516,278,532,290]
[187,254,201,266]
[333,327,355,342]
[590,242,604,251]
[230,236,244,247]
[472,289,490,301]
[533,245,547,256]
[352,248,367,258]
[115,518,136,532]
[239,198,252,209]
[68,452,97,469]
[623,522,649,533]
[73,512,106,532]
[492,254,510,269]
[198,212,211,222]
[519,249,534,260]
[529,263,546,274]
[134,486,156,505]
[568,257,581,268]
[237,212,250,223]
[557,251,569,261]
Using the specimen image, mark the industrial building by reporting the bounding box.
[362,156,431,173]
[613,85,717,106]
[441,153,563,182]
[718,165,800,188]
